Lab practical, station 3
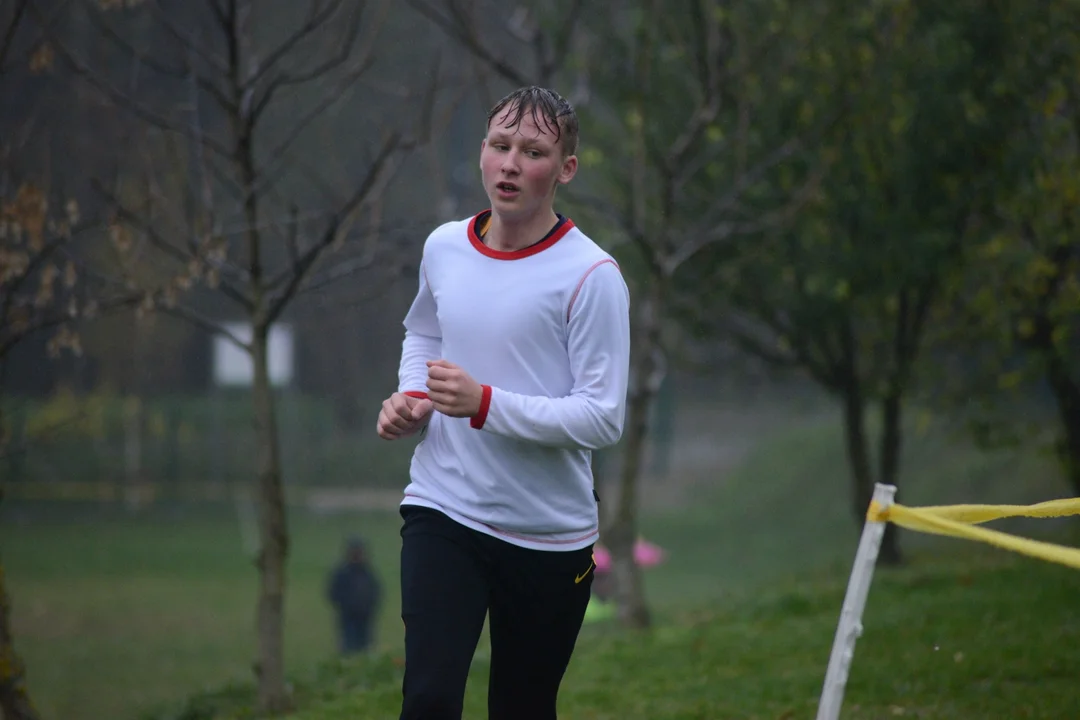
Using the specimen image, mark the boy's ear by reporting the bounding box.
[557,154,578,186]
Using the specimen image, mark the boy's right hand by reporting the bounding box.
[377,392,434,440]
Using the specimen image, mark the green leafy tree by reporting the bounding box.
[687,0,1037,563]
[932,5,1080,495]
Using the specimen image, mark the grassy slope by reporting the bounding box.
[271,416,1080,719]
[273,550,1080,719]
[3,410,1078,719]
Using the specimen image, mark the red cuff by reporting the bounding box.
[403,391,429,400]
[470,385,492,429]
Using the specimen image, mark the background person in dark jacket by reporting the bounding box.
[327,536,382,655]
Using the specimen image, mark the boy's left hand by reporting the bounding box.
[426,359,484,418]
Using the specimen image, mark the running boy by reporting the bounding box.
[377,85,631,720]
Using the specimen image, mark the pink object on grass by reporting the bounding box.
[592,538,665,573]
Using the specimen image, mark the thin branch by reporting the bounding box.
[706,137,803,226]
[731,300,836,388]
[186,37,225,250]
[721,322,796,370]
[81,1,235,112]
[629,230,665,280]
[408,0,532,87]
[0,310,74,361]
[83,263,253,354]
[292,157,347,208]
[670,158,822,271]
[207,0,230,37]
[241,0,348,94]
[630,0,659,240]
[0,0,29,74]
[246,54,377,200]
[285,205,300,266]
[311,261,413,310]
[544,0,586,83]
[0,209,97,305]
[93,180,253,311]
[2,0,75,77]
[563,188,634,236]
[0,233,69,344]
[264,131,409,325]
[146,0,229,76]
[662,0,722,179]
[248,0,380,123]
[0,271,137,364]
[298,212,432,297]
[299,251,381,296]
[154,301,251,351]
[253,35,453,222]
[651,2,723,257]
[48,37,234,159]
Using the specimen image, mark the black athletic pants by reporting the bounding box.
[399,505,595,720]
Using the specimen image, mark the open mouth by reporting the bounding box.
[496,182,520,196]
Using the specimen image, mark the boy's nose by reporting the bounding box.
[500,153,521,173]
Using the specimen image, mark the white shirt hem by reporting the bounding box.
[400,495,599,552]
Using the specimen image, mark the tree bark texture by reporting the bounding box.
[604,280,665,629]
[251,326,291,714]
[0,559,40,720]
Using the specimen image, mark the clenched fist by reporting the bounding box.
[377,392,434,440]
[426,359,484,418]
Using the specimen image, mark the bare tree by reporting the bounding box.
[0,183,63,720]
[411,0,816,628]
[0,5,87,717]
[0,181,96,720]
[47,0,447,711]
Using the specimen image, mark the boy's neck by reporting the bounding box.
[485,207,560,252]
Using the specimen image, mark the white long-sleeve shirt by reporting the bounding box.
[395,212,631,551]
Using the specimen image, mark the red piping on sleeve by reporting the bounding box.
[403,391,429,400]
[566,258,620,322]
[470,385,492,429]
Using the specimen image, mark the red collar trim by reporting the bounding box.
[468,210,574,260]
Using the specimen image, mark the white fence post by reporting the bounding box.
[815,482,897,720]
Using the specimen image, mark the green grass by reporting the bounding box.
[4,407,1079,719]
[142,549,1080,719]
[3,509,409,720]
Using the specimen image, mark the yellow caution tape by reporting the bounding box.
[867,499,1080,572]
[886,498,1080,525]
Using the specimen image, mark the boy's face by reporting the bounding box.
[479,104,577,220]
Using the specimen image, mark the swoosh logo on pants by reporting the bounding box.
[575,553,596,584]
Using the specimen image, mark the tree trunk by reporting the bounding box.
[0,476,40,720]
[603,282,665,630]
[0,327,39,720]
[0,563,39,720]
[1045,352,1080,497]
[250,326,290,715]
[840,377,875,533]
[876,389,904,566]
